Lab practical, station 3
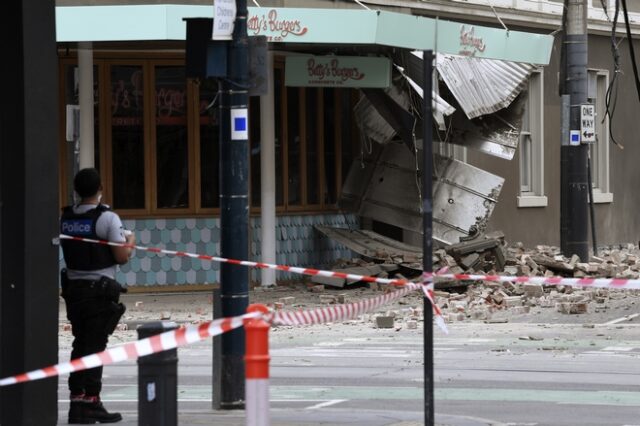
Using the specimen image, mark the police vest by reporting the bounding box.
[60,204,117,271]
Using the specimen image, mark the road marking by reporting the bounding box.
[315,341,345,347]
[602,313,639,325]
[61,398,341,404]
[602,346,634,351]
[59,385,640,407]
[271,348,418,358]
[305,399,347,409]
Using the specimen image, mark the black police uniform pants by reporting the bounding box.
[65,291,114,397]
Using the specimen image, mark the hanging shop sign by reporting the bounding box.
[285,56,391,88]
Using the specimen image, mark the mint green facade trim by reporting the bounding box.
[56,6,553,64]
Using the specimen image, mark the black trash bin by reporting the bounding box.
[137,321,178,426]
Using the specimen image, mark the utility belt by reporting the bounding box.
[61,269,127,303]
[61,270,127,335]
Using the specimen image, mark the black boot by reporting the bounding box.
[68,398,122,424]
[68,401,85,424]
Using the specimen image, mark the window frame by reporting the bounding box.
[517,68,548,208]
[59,52,357,218]
[587,68,613,203]
[149,61,196,215]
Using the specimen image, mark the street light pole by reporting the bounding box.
[219,0,250,408]
[560,0,589,261]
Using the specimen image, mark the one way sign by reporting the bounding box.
[580,104,595,143]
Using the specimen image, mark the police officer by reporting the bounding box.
[60,168,135,424]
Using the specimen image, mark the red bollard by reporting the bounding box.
[244,304,271,426]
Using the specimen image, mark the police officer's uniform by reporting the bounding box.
[60,203,127,423]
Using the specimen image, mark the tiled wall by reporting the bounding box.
[61,213,358,287]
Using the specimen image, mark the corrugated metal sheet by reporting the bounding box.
[411,51,533,119]
[446,94,526,160]
[394,64,456,129]
[339,142,505,245]
[354,82,412,145]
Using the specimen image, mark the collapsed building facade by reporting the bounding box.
[55,0,640,288]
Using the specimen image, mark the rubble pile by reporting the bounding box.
[312,238,640,321]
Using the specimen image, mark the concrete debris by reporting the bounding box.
[320,295,337,304]
[406,320,418,329]
[556,302,588,315]
[304,239,640,323]
[310,285,325,293]
[375,316,395,328]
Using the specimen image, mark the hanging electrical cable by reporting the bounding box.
[605,0,623,148]
[621,0,640,105]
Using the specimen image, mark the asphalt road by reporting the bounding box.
[56,313,640,426]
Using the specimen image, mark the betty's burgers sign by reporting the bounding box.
[285,56,391,88]
[248,9,308,42]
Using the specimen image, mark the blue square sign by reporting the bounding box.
[234,117,247,132]
[230,108,248,140]
[569,130,580,146]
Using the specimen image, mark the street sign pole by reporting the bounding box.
[218,0,250,408]
[560,0,589,260]
[422,49,435,426]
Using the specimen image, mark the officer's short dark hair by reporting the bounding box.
[74,168,102,198]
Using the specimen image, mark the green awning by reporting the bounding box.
[56,5,553,64]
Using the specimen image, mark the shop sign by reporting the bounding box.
[285,56,391,88]
[248,9,308,42]
[459,25,486,57]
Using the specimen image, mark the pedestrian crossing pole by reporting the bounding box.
[422,49,435,426]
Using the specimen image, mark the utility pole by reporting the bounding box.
[219,0,250,408]
[560,0,589,261]
[422,49,435,426]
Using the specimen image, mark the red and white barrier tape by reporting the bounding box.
[58,234,640,291]
[0,281,441,387]
[58,234,412,287]
[270,282,448,333]
[0,313,257,387]
[15,236,629,389]
[58,234,445,324]
[422,273,448,333]
[429,272,640,290]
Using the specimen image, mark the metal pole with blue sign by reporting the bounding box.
[560,0,589,260]
[216,0,250,409]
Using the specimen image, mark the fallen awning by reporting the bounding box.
[314,226,422,262]
[402,51,533,160]
[411,51,534,120]
[339,142,505,245]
